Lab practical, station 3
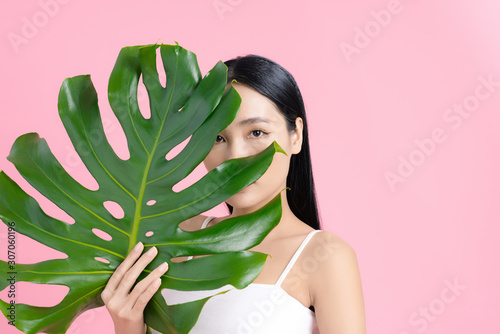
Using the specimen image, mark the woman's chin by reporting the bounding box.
[239,183,254,192]
[226,187,259,208]
[229,183,254,197]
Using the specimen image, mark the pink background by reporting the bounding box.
[1,0,499,333]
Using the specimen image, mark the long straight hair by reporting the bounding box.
[223,55,321,230]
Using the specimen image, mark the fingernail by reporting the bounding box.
[133,242,143,252]
[158,262,169,272]
[146,246,157,255]
[153,278,162,288]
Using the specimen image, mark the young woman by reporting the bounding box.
[101,55,366,333]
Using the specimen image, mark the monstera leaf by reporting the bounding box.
[0,43,285,334]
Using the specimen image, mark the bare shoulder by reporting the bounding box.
[307,230,357,256]
[306,230,366,333]
[178,215,212,232]
[172,215,213,263]
[304,230,361,295]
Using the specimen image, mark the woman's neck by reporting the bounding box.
[219,191,302,240]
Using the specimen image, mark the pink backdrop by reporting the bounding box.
[1,0,499,333]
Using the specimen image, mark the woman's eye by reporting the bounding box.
[215,130,268,143]
[250,129,268,138]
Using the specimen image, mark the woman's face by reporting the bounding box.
[203,83,303,215]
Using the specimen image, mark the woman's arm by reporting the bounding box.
[310,231,366,334]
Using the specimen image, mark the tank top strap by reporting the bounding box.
[200,216,215,229]
[275,230,321,287]
[186,216,215,260]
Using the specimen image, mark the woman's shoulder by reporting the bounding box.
[303,229,359,273]
[178,215,213,231]
[304,230,365,331]
[307,229,355,254]
[304,229,361,291]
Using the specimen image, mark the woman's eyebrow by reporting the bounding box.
[237,117,272,126]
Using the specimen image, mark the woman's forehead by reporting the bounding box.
[233,84,282,122]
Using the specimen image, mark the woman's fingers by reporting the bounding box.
[102,242,144,302]
[125,261,169,311]
[114,246,160,297]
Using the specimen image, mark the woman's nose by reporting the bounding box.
[225,140,253,161]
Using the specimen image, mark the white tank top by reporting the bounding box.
[151,216,321,334]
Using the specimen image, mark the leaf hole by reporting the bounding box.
[95,257,110,264]
[101,112,130,161]
[166,135,192,161]
[172,162,206,193]
[103,201,125,219]
[156,46,167,88]
[3,282,69,307]
[147,200,156,206]
[60,141,100,191]
[37,192,76,225]
[92,228,113,241]
[145,231,154,237]
[137,74,151,119]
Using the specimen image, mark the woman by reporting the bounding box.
[101,55,366,333]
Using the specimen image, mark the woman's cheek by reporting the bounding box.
[202,151,220,172]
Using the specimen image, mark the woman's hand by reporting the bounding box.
[101,242,169,334]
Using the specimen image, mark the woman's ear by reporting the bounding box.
[291,117,304,155]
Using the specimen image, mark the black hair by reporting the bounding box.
[223,55,322,230]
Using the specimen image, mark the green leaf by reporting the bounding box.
[0,43,285,334]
